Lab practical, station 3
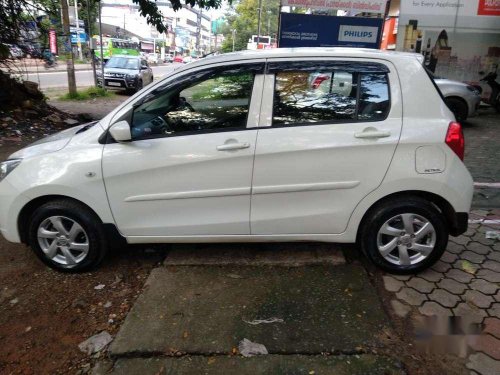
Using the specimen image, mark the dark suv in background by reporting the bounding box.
[97,56,153,93]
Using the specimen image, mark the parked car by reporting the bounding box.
[173,54,184,63]
[164,53,174,63]
[146,53,159,65]
[0,48,473,274]
[97,55,153,93]
[427,70,481,122]
[6,44,24,59]
[182,55,193,64]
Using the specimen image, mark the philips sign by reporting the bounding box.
[279,13,383,49]
[338,26,379,43]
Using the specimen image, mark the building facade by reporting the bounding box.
[100,0,212,56]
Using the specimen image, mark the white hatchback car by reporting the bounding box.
[0,48,473,274]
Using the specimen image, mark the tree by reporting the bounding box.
[0,0,233,101]
[220,0,280,53]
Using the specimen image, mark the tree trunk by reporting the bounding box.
[61,0,77,95]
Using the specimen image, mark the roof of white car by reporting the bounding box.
[191,47,423,68]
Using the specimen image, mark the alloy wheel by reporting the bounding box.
[37,216,89,267]
[376,213,436,266]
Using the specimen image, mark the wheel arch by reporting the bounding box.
[18,195,104,245]
[444,96,469,117]
[355,190,459,244]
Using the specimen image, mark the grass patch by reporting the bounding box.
[60,87,114,101]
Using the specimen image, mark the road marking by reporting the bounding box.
[474,182,500,189]
[469,219,500,225]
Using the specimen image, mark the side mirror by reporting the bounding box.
[109,120,132,142]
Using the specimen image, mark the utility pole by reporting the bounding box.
[86,0,97,86]
[61,0,77,95]
[257,0,262,45]
[74,0,83,60]
[98,0,105,90]
[232,29,236,52]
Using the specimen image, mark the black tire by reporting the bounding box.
[359,196,448,274]
[28,199,107,272]
[135,79,143,93]
[445,97,468,122]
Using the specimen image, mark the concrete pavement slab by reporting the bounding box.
[106,355,403,375]
[110,265,386,357]
[164,243,345,267]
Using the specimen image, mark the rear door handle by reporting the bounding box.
[216,142,250,151]
[354,130,391,139]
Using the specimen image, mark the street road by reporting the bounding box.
[15,64,180,89]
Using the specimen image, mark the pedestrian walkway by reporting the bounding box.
[382,209,500,375]
[102,246,402,374]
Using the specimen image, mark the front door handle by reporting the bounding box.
[354,129,391,139]
[216,142,250,151]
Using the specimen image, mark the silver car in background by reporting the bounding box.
[431,73,481,122]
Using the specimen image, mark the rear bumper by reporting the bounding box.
[450,212,468,237]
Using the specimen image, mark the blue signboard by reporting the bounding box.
[279,13,383,49]
[71,31,88,44]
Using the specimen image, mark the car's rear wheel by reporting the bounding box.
[445,97,468,122]
[28,200,107,272]
[360,197,448,274]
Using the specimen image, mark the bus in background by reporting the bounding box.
[93,37,139,62]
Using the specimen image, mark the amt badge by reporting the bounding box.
[338,25,379,44]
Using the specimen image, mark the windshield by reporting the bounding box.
[106,57,140,70]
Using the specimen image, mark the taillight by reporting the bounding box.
[445,122,464,161]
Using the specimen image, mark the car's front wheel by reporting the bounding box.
[28,199,107,272]
[445,97,468,122]
[360,197,448,274]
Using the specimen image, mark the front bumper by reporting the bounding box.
[97,76,138,90]
[466,93,482,117]
[0,179,30,243]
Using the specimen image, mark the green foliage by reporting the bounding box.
[60,86,113,100]
[220,0,280,53]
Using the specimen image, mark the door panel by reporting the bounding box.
[103,131,257,236]
[103,64,263,237]
[251,60,402,235]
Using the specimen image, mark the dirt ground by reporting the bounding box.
[0,236,167,374]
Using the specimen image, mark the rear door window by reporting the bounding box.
[270,62,390,126]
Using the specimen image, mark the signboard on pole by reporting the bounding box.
[49,29,58,54]
[279,13,383,49]
[282,0,387,14]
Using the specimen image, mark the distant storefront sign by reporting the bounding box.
[397,0,500,83]
[279,13,383,49]
[478,0,500,16]
[282,0,387,14]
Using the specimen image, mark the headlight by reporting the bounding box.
[96,71,102,77]
[126,74,137,79]
[466,85,480,95]
[0,159,22,182]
